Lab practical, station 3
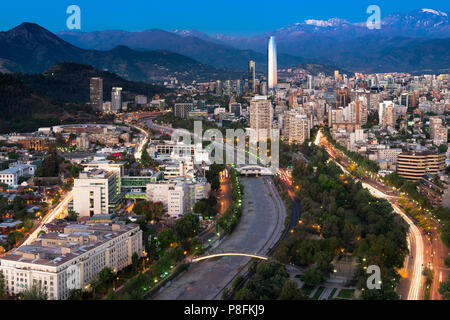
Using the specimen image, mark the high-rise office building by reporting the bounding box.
[111,87,122,112]
[267,36,277,90]
[307,75,313,90]
[215,80,223,95]
[282,111,310,144]
[348,100,368,125]
[334,70,340,81]
[328,108,344,126]
[224,80,232,96]
[90,77,103,112]
[174,103,194,119]
[73,170,122,217]
[260,81,268,96]
[397,151,445,181]
[249,96,273,141]
[248,60,256,93]
[379,101,395,128]
[235,79,243,96]
[430,116,448,146]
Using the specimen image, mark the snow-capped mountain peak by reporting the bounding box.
[421,8,448,17]
[304,18,349,27]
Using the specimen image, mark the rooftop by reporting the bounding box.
[0,223,139,267]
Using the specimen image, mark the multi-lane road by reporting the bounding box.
[21,192,73,247]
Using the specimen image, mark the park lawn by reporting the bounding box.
[312,287,325,300]
[301,284,315,296]
[328,288,337,300]
[337,288,355,299]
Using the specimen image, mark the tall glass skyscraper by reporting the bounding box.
[248,60,256,93]
[268,36,277,90]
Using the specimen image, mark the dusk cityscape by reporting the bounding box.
[0,0,449,311]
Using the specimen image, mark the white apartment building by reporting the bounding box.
[111,87,122,112]
[149,142,210,164]
[72,161,124,217]
[430,116,448,146]
[186,177,210,210]
[379,101,396,129]
[329,108,344,126]
[161,160,195,179]
[0,164,36,187]
[282,111,310,144]
[249,96,273,142]
[0,223,142,300]
[377,148,403,163]
[146,178,210,219]
[146,181,189,219]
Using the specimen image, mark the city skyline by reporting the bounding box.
[0,0,449,305]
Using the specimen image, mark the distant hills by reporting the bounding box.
[16,62,171,103]
[0,72,93,133]
[58,28,307,72]
[0,62,173,133]
[171,9,450,74]
[0,23,243,82]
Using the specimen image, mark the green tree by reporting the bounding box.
[106,287,118,300]
[438,144,448,154]
[7,231,23,247]
[362,287,399,300]
[67,210,79,222]
[206,164,225,191]
[68,165,83,178]
[445,256,450,268]
[22,219,34,232]
[7,152,19,160]
[439,281,450,300]
[157,228,177,251]
[67,289,83,300]
[97,267,115,288]
[20,282,48,300]
[232,275,245,290]
[134,201,164,223]
[278,280,306,300]
[35,147,61,177]
[174,214,199,243]
[302,268,325,286]
[12,196,25,213]
[193,198,217,219]
[132,252,140,273]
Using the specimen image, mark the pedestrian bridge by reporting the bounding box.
[236,165,275,176]
[191,253,269,263]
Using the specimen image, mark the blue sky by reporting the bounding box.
[0,0,449,35]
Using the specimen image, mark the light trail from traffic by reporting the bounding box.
[191,253,268,263]
[22,191,73,246]
[133,124,149,160]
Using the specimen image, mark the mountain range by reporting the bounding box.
[58,28,307,72]
[58,8,450,74]
[0,23,243,82]
[0,8,449,83]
